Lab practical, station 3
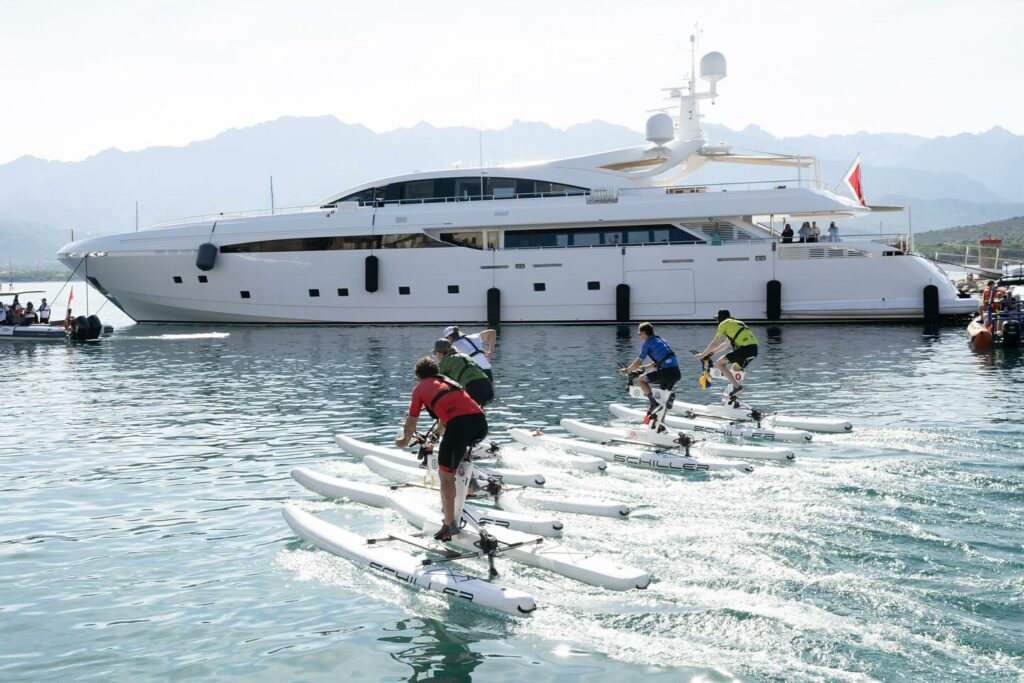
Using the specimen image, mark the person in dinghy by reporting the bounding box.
[395,357,488,542]
[619,322,681,411]
[694,309,759,404]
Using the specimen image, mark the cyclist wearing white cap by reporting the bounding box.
[443,325,496,382]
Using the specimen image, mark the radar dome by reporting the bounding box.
[645,113,674,146]
[700,52,727,82]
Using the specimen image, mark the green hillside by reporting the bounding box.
[915,215,1024,251]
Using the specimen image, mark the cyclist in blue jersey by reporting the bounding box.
[619,321,681,409]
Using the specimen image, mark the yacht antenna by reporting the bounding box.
[270,176,275,215]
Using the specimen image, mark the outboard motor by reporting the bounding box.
[86,315,103,340]
[1003,320,1021,347]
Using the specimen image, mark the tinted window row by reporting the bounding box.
[220,233,451,253]
[504,225,701,249]
[333,177,587,206]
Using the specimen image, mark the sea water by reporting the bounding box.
[1,284,1021,682]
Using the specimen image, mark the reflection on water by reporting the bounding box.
[382,619,484,683]
[0,292,1022,682]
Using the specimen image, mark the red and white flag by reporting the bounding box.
[842,155,866,206]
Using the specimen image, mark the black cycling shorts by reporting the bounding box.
[438,413,488,473]
[644,366,681,390]
[725,344,758,367]
[465,378,494,408]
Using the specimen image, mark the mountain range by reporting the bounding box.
[3,116,1023,269]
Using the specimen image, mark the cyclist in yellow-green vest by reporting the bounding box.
[433,339,494,408]
[694,309,758,398]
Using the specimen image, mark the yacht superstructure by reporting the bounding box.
[58,46,975,324]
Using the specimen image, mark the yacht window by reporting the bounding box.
[447,285,459,294]
[336,188,375,205]
[399,286,411,295]
[549,183,587,196]
[486,177,517,199]
[587,281,601,290]
[309,289,320,297]
[439,231,483,249]
[572,231,601,247]
[504,224,697,249]
[240,290,251,299]
[198,275,208,283]
[172,276,182,284]
[533,283,546,291]
[337,288,349,296]
[454,178,482,200]
[220,233,451,252]
[403,180,435,202]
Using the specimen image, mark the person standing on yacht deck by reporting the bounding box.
[808,221,821,243]
[798,222,811,243]
[396,357,488,542]
[828,222,839,242]
[781,224,794,243]
[619,322,681,410]
[444,326,496,382]
[694,309,759,401]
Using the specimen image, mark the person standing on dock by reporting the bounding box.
[444,326,496,382]
[619,322,681,410]
[433,339,494,407]
[395,357,488,542]
[694,309,759,403]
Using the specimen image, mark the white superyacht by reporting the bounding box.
[58,48,975,324]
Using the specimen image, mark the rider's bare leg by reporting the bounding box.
[714,356,741,389]
[637,374,658,407]
[439,471,456,527]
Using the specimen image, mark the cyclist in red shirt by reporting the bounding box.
[395,356,487,540]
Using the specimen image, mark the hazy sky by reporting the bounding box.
[2,0,1021,164]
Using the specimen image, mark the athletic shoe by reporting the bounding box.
[433,523,458,542]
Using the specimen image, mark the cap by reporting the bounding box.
[716,309,731,322]
[433,339,452,353]
[442,326,457,337]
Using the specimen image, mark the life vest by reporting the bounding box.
[722,319,756,348]
[414,376,480,421]
[454,334,485,359]
[648,336,677,368]
[440,351,486,386]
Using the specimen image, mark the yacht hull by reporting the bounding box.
[61,239,973,323]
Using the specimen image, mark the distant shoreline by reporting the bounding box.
[0,270,68,282]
